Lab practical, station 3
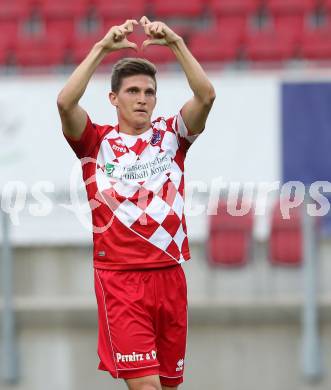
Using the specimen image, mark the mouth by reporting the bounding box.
[134,109,147,114]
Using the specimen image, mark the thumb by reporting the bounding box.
[140,16,151,26]
[142,39,165,49]
[126,41,138,51]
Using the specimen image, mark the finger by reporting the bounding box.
[142,39,165,49]
[125,40,138,51]
[140,16,151,26]
[149,24,157,34]
[122,19,138,31]
[121,24,133,35]
[155,24,165,35]
[142,23,152,38]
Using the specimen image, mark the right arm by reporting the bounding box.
[57,19,138,140]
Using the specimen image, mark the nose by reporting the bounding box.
[137,91,146,104]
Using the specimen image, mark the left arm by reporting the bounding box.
[140,16,216,135]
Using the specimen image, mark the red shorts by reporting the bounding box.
[94,264,187,387]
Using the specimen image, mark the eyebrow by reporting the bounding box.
[125,86,156,94]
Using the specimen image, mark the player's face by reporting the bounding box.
[109,75,157,132]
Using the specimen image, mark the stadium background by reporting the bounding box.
[1,0,331,389]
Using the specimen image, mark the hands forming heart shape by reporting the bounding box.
[100,16,182,52]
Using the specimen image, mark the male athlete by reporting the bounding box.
[57,16,215,390]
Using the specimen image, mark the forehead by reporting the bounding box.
[120,74,156,91]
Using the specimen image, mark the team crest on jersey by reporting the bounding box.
[151,130,161,146]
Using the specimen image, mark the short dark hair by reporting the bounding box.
[111,58,157,93]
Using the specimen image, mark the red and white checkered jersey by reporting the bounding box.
[64,112,200,270]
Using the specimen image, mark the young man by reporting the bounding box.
[57,16,215,390]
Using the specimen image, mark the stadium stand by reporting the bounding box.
[301,28,331,59]
[209,0,262,16]
[245,29,297,62]
[152,0,205,18]
[93,0,146,20]
[266,0,316,14]
[189,28,242,62]
[1,0,331,67]
[207,200,254,267]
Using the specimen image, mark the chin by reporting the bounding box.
[133,118,151,129]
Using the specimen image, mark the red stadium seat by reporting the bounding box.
[0,41,10,65]
[323,0,331,10]
[44,19,76,47]
[0,0,32,19]
[94,0,146,19]
[217,15,248,38]
[210,0,261,16]
[40,0,89,18]
[0,20,19,47]
[301,28,331,59]
[269,200,302,266]
[14,37,67,66]
[245,30,296,61]
[71,33,125,65]
[102,17,128,32]
[273,14,305,43]
[152,0,204,18]
[207,200,254,267]
[189,28,242,62]
[140,44,175,64]
[266,0,316,14]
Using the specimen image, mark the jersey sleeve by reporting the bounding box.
[63,115,106,159]
[169,110,201,153]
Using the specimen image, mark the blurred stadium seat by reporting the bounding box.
[266,0,317,14]
[44,19,76,48]
[40,0,89,18]
[301,28,331,59]
[207,200,254,267]
[273,14,305,44]
[0,0,33,19]
[269,200,302,266]
[93,0,146,20]
[216,15,247,38]
[245,30,297,61]
[140,45,176,64]
[14,36,67,66]
[189,28,242,62]
[152,0,204,18]
[71,32,125,65]
[0,0,330,67]
[323,0,331,10]
[209,0,262,16]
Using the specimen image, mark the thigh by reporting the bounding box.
[156,266,187,387]
[94,268,160,379]
[126,375,162,390]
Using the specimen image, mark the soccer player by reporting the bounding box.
[57,16,215,390]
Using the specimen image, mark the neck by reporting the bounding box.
[118,118,151,135]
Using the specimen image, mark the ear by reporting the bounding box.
[109,91,118,107]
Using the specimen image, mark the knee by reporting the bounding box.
[130,384,160,390]
[140,385,160,390]
[127,377,161,390]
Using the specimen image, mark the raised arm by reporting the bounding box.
[140,16,216,135]
[57,19,138,140]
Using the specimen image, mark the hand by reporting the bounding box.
[99,19,138,52]
[139,16,182,49]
